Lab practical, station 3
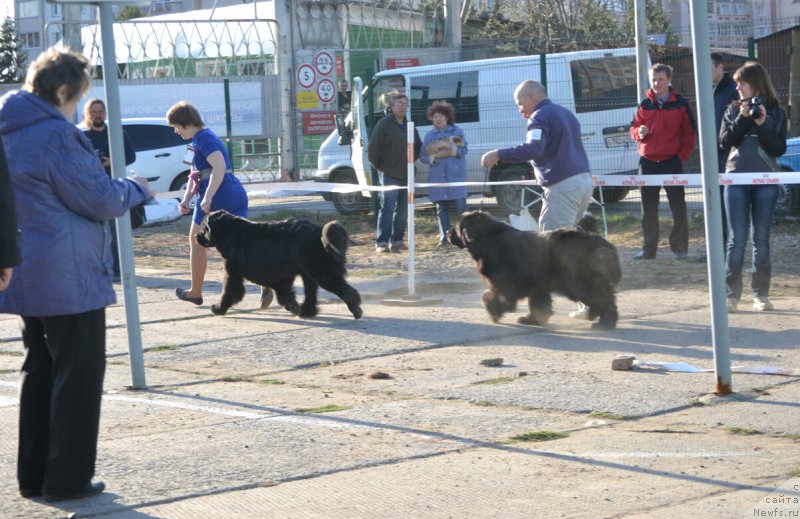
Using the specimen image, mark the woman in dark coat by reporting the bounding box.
[0,47,152,501]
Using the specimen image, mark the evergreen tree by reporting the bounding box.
[0,16,27,84]
[117,6,144,21]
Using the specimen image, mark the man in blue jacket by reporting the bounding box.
[481,80,593,232]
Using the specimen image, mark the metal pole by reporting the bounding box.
[634,0,649,98]
[406,121,415,297]
[98,2,147,389]
[688,0,733,394]
[224,78,233,161]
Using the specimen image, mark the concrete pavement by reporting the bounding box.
[0,266,798,518]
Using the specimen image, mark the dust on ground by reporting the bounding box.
[132,210,800,297]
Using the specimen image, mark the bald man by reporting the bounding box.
[481,80,593,231]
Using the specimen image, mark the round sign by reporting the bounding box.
[314,51,334,76]
[296,63,316,89]
[317,79,336,104]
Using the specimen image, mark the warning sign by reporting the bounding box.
[302,111,337,135]
[297,91,318,109]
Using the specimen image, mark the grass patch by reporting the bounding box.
[471,400,495,407]
[726,427,763,436]
[782,433,800,440]
[259,379,285,385]
[503,430,568,444]
[588,411,627,421]
[747,387,771,395]
[471,377,516,385]
[220,375,246,382]
[148,344,178,352]
[295,404,351,414]
[787,469,800,478]
[0,350,23,357]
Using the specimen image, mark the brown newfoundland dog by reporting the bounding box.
[448,211,620,330]
[195,210,362,319]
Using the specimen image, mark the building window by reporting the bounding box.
[20,32,41,49]
[17,0,39,18]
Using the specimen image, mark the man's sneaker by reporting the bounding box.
[753,297,774,311]
[376,244,390,253]
[391,241,407,252]
[726,298,738,313]
[568,303,591,320]
[633,251,655,260]
[674,251,689,260]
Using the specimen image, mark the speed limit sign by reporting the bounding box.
[317,79,336,104]
[297,64,316,89]
[314,51,334,76]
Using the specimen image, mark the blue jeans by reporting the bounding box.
[376,173,407,246]
[434,198,468,243]
[724,184,778,300]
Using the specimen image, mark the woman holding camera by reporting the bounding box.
[719,61,787,313]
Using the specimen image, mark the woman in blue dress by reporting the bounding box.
[419,101,468,246]
[167,101,248,305]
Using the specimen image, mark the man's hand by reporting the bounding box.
[481,150,500,169]
[637,125,649,139]
[130,175,155,199]
[0,267,12,291]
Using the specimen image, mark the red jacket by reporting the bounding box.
[630,87,697,163]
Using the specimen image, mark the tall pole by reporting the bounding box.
[406,122,416,297]
[98,2,147,389]
[443,0,461,55]
[688,0,732,394]
[634,0,649,98]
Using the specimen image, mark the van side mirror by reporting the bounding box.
[335,114,352,145]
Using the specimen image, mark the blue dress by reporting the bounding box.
[192,128,248,225]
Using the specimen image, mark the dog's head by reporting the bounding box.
[448,211,501,249]
[195,209,235,249]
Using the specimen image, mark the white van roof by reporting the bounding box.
[372,47,637,80]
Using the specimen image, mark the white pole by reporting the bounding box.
[407,122,415,297]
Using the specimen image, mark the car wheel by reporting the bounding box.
[492,167,541,216]
[330,168,370,214]
[776,184,800,217]
[593,187,630,204]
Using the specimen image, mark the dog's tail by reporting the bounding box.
[321,221,349,263]
[591,245,622,287]
[576,212,598,234]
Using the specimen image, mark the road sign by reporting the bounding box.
[314,51,334,76]
[296,64,316,89]
[317,79,335,104]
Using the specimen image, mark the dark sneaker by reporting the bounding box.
[44,481,105,502]
[176,287,203,305]
[633,251,655,260]
[674,251,689,260]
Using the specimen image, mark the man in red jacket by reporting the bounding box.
[630,63,697,260]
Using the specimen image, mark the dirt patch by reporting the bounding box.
[132,211,800,297]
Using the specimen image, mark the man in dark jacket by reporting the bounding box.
[0,140,19,291]
[630,63,697,260]
[712,52,739,246]
[368,92,422,253]
[83,98,138,280]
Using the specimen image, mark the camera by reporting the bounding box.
[750,96,763,117]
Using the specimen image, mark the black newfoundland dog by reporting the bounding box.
[448,211,621,330]
[195,210,362,319]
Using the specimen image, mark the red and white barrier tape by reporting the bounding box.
[154,172,800,199]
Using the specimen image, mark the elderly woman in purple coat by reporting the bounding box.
[419,101,469,246]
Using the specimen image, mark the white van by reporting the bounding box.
[316,47,643,214]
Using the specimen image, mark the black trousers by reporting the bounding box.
[639,155,689,255]
[18,309,106,496]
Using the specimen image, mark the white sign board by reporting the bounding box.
[79,80,269,137]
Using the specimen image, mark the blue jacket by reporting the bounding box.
[497,98,590,187]
[419,124,468,202]
[0,90,150,317]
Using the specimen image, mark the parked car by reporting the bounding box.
[78,118,192,194]
[776,136,800,217]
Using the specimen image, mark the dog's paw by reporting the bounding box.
[517,314,542,326]
[210,304,227,316]
[351,306,363,319]
[591,321,616,331]
[284,302,301,315]
[299,306,319,318]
